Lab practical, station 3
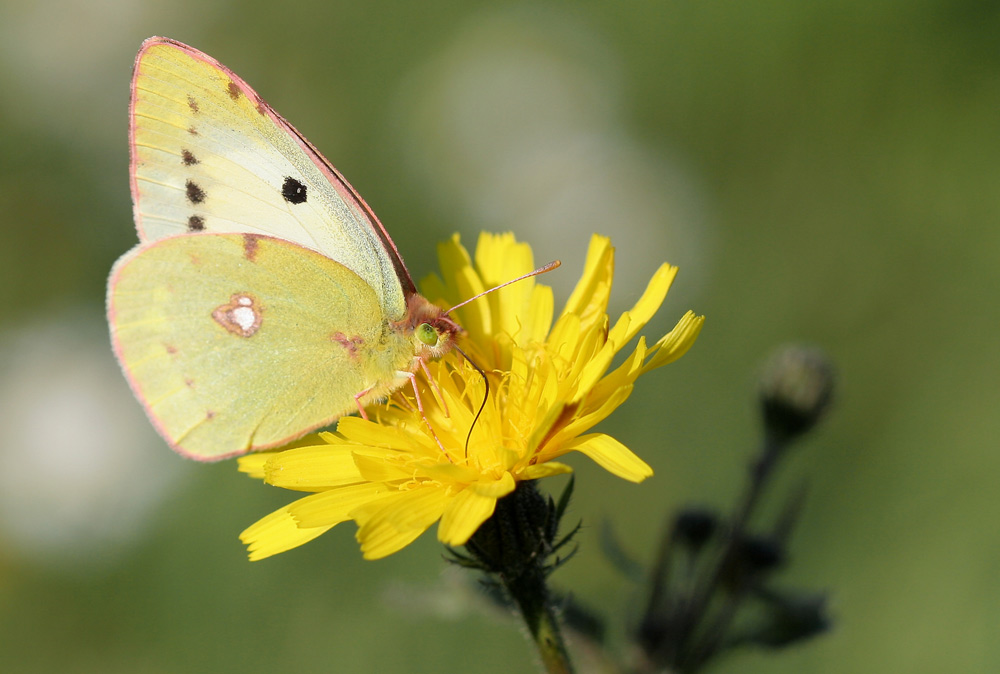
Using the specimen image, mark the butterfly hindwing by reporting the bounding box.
[130,37,410,320]
[108,233,414,460]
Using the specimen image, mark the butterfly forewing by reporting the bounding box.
[130,38,408,320]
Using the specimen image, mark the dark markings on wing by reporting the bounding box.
[185,180,206,204]
[243,234,260,262]
[331,332,365,360]
[281,176,307,204]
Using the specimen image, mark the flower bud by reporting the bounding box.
[721,534,786,590]
[673,507,719,552]
[759,345,834,441]
[750,589,830,648]
[464,480,554,578]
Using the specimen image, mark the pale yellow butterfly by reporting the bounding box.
[108,37,461,460]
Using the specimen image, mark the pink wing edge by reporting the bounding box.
[128,36,418,298]
[105,232,365,462]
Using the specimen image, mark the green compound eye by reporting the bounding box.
[416,323,438,347]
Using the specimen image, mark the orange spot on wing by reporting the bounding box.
[227,81,241,101]
[242,234,260,262]
[331,332,365,359]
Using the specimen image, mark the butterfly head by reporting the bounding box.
[404,295,463,360]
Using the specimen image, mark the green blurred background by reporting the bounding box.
[1,1,997,671]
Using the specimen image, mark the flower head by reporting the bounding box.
[239,233,703,560]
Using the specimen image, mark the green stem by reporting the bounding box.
[505,572,573,674]
[678,434,786,671]
[464,481,576,673]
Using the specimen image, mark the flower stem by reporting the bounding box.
[463,480,576,673]
[505,565,574,674]
[677,434,786,671]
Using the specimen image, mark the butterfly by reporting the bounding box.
[107,37,462,461]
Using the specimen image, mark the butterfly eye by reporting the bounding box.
[416,323,439,347]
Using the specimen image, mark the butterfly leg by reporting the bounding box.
[419,358,450,418]
[397,370,452,461]
[353,389,371,421]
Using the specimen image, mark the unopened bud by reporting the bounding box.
[674,507,719,552]
[759,345,834,441]
[722,535,786,590]
[750,589,830,648]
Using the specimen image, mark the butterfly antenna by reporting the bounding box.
[446,260,560,457]
[453,344,489,460]
[443,260,561,316]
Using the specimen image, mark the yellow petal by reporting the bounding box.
[544,384,633,451]
[419,271,449,307]
[264,445,364,490]
[522,462,574,479]
[436,234,473,285]
[352,452,414,483]
[237,433,327,479]
[589,338,647,405]
[288,483,390,527]
[239,504,334,561]
[435,235,492,338]
[562,316,607,393]
[562,433,653,482]
[355,487,450,560]
[572,339,619,403]
[451,265,492,339]
[475,232,538,344]
[525,284,555,346]
[471,471,516,498]
[643,311,705,371]
[436,472,515,546]
[475,232,534,285]
[336,416,422,450]
[561,235,613,323]
[607,263,677,347]
[547,312,583,359]
[420,461,483,484]
[237,452,270,479]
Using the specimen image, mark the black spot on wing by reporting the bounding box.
[181,149,199,166]
[187,215,205,231]
[186,180,206,204]
[282,177,307,204]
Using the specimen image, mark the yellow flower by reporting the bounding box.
[238,233,704,560]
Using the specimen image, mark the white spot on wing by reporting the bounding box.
[231,306,256,332]
[212,293,262,337]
